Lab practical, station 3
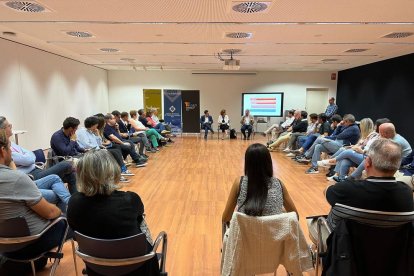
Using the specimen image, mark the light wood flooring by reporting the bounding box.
[39,136,331,276]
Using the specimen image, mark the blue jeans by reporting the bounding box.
[154,123,166,132]
[30,161,77,194]
[311,139,342,167]
[202,123,213,137]
[35,175,70,212]
[297,135,308,148]
[241,125,252,138]
[351,161,366,179]
[333,149,364,177]
[303,134,322,154]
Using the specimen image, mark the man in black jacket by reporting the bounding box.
[268,110,308,150]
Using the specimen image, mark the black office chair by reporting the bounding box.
[74,231,168,276]
[310,203,414,276]
[0,216,70,276]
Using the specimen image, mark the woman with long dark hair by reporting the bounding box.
[222,143,298,224]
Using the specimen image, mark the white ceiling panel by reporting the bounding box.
[0,0,413,71]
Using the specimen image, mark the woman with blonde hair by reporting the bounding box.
[67,150,160,275]
[218,109,230,139]
[317,118,379,182]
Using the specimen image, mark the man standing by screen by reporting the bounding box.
[240,109,254,140]
[325,97,338,120]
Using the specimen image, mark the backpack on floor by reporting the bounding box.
[230,129,237,139]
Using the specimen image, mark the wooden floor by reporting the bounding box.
[39,136,331,276]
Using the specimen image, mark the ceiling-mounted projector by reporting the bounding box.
[223,59,240,70]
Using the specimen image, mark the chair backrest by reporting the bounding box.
[324,204,414,276]
[0,217,34,253]
[222,212,313,276]
[32,149,46,163]
[74,231,150,276]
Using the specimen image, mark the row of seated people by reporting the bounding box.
[200,109,255,140]
[263,110,413,182]
[0,120,162,274]
[221,140,414,274]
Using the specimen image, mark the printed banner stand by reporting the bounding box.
[163,89,182,134]
[143,89,163,119]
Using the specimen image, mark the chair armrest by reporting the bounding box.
[152,231,167,272]
[35,162,45,170]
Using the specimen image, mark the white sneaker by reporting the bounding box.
[282,148,291,153]
[317,160,331,168]
[326,175,336,181]
[286,153,295,157]
[120,176,130,183]
[121,170,135,176]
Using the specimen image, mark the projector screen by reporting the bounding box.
[242,93,284,117]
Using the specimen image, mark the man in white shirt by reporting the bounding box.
[263,110,295,140]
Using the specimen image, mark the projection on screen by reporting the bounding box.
[242,93,284,117]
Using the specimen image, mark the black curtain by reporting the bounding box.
[337,53,414,145]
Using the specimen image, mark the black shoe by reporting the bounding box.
[325,170,336,177]
[142,154,149,159]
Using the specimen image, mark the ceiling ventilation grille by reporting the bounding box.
[321,59,339,62]
[100,48,119,53]
[4,1,47,12]
[66,31,93,38]
[382,32,414,39]
[225,32,252,39]
[120,58,135,62]
[222,48,242,54]
[345,49,369,53]
[232,2,269,13]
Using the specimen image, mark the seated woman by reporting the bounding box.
[67,150,160,276]
[222,143,298,227]
[317,118,378,182]
[217,109,230,140]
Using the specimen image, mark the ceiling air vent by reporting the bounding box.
[382,32,414,39]
[100,48,119,53]
[344,49,369,53]
[120,58,135,62]
[66,31,93,38]
[4,1,47,12]
[232,1,270,13]
[222,48,242,54]
[225,32,252,39]
[321,59,339,62]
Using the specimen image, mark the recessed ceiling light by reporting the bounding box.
[100,48,119,53]
[382,32,414,39]
[66,31,93,38]
[225,32,252,39]
[2,31,16,36]
[321,59,339,62]
[232,2,270,13]
[4,1,47,13]
[222,49,242,54]
[120,58,135,62]
[344,49,369,53]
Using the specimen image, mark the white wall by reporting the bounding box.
[0,38,109,149]
[108,71,337,131]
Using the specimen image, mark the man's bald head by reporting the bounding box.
[379,123,396,139]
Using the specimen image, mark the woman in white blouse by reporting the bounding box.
[218,109,230,139]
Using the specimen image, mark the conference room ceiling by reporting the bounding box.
[0,0,413,72]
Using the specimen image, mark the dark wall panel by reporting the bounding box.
[337,53,414,145]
